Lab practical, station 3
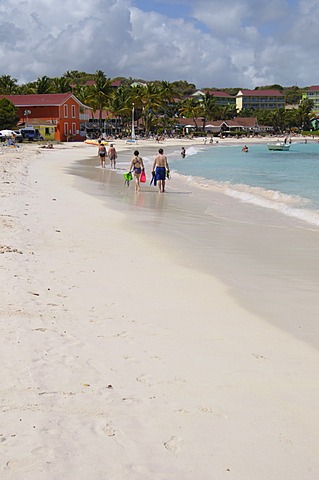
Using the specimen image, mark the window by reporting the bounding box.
[64,123,68,135]
[64,104,68,117]
[72,122,76,135]
[71,105,76,118]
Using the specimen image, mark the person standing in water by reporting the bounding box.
[108,143,117,169]
[97,140,107,168]
[181,147,186,158]
[129,150,145,192]
[152,148,170,193]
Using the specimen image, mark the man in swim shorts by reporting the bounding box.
[152,148,170,193]
[108,143,117,169]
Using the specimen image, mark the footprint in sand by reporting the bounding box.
[103,423,116,437]
[200,407,228,418]
[123,355,136,362]
[6,457,37,469]
[114,331,133,340]
[136,373,151,384]
[164,436,182,454]
[175,408,190,415]
[31,446,55,462]
[122,397,141,404]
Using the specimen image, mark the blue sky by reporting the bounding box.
[0,0,319,89]
[133,0,193,18]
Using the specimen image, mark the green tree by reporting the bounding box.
[0,75,18,94]
[32,76,53,94]
[198,93,219,129]
[51,77,72,93]
[171,80,196,96]
[86,70,113,130]
[0,98,19,129]
[296,98,313,131]
[179,97,204,130]
[140,83,162,134]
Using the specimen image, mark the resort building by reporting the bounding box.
[176,117,267,135]
[236,89,285,111]
[192,90,236,108]
[302,86,319,115]
[0,93,91,141]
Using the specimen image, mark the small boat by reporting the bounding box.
[267,142,290,151]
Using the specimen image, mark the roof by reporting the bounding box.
[193,89,235,98]
[237,89,283,97]
[177,117,204,126]
[111,80,122,87]
[203,90,235,98]
[18,118,58,127]
[0,93,82,107]
[308,86,319,91]
[225,117,258,127]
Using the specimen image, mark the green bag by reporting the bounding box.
[124,171,133,187]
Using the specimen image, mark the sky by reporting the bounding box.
[0,0,319,89]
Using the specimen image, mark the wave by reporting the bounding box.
[173,171,319,228]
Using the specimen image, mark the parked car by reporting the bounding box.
[19,128,43,141]
[0,129,23,143]
[13,131,23,142]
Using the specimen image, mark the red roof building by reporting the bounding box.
[0,93,91,142]
[236,89,285,111]
[192,89,236,107]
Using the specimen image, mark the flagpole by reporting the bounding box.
[132,103,135,141]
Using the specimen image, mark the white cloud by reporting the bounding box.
[0,0,318,88]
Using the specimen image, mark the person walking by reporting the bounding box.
[129,150,145,192]
[108,143,117,169]
[97,140,107,168]
[152,148,170,193]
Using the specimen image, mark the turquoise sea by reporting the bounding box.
[167,141,319,228]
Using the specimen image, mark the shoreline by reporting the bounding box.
[71,140,319,350]
[1,141,319,479]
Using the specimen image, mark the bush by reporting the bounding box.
[0,98,19,129]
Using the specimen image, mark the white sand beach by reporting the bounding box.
[1,138,319,479]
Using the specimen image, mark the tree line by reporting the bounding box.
[0,71,315,133]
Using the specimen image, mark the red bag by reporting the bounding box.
[140,170,146,183]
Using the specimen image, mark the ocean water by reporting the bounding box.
[168,141,319,228]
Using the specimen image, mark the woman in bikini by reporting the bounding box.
[129,150,145,192]
[97,140,107,168]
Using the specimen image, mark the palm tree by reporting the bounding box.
[270,108,287,133]
[32,76,53,94]
[198,93,218,129]
[219,104,237,120]
[156,81,177,133]
[0,75,18,94]
[87,70,113,131]
[140,83,162,134]
[108,85,132,132]
[296,99,313,131]
[51,77,72,93]
[179,97,202,130]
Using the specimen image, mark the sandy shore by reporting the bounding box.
[1,139,319,479]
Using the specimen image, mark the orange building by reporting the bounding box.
[1,93,91,142]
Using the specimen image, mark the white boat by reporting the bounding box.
[267,142,290,151]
